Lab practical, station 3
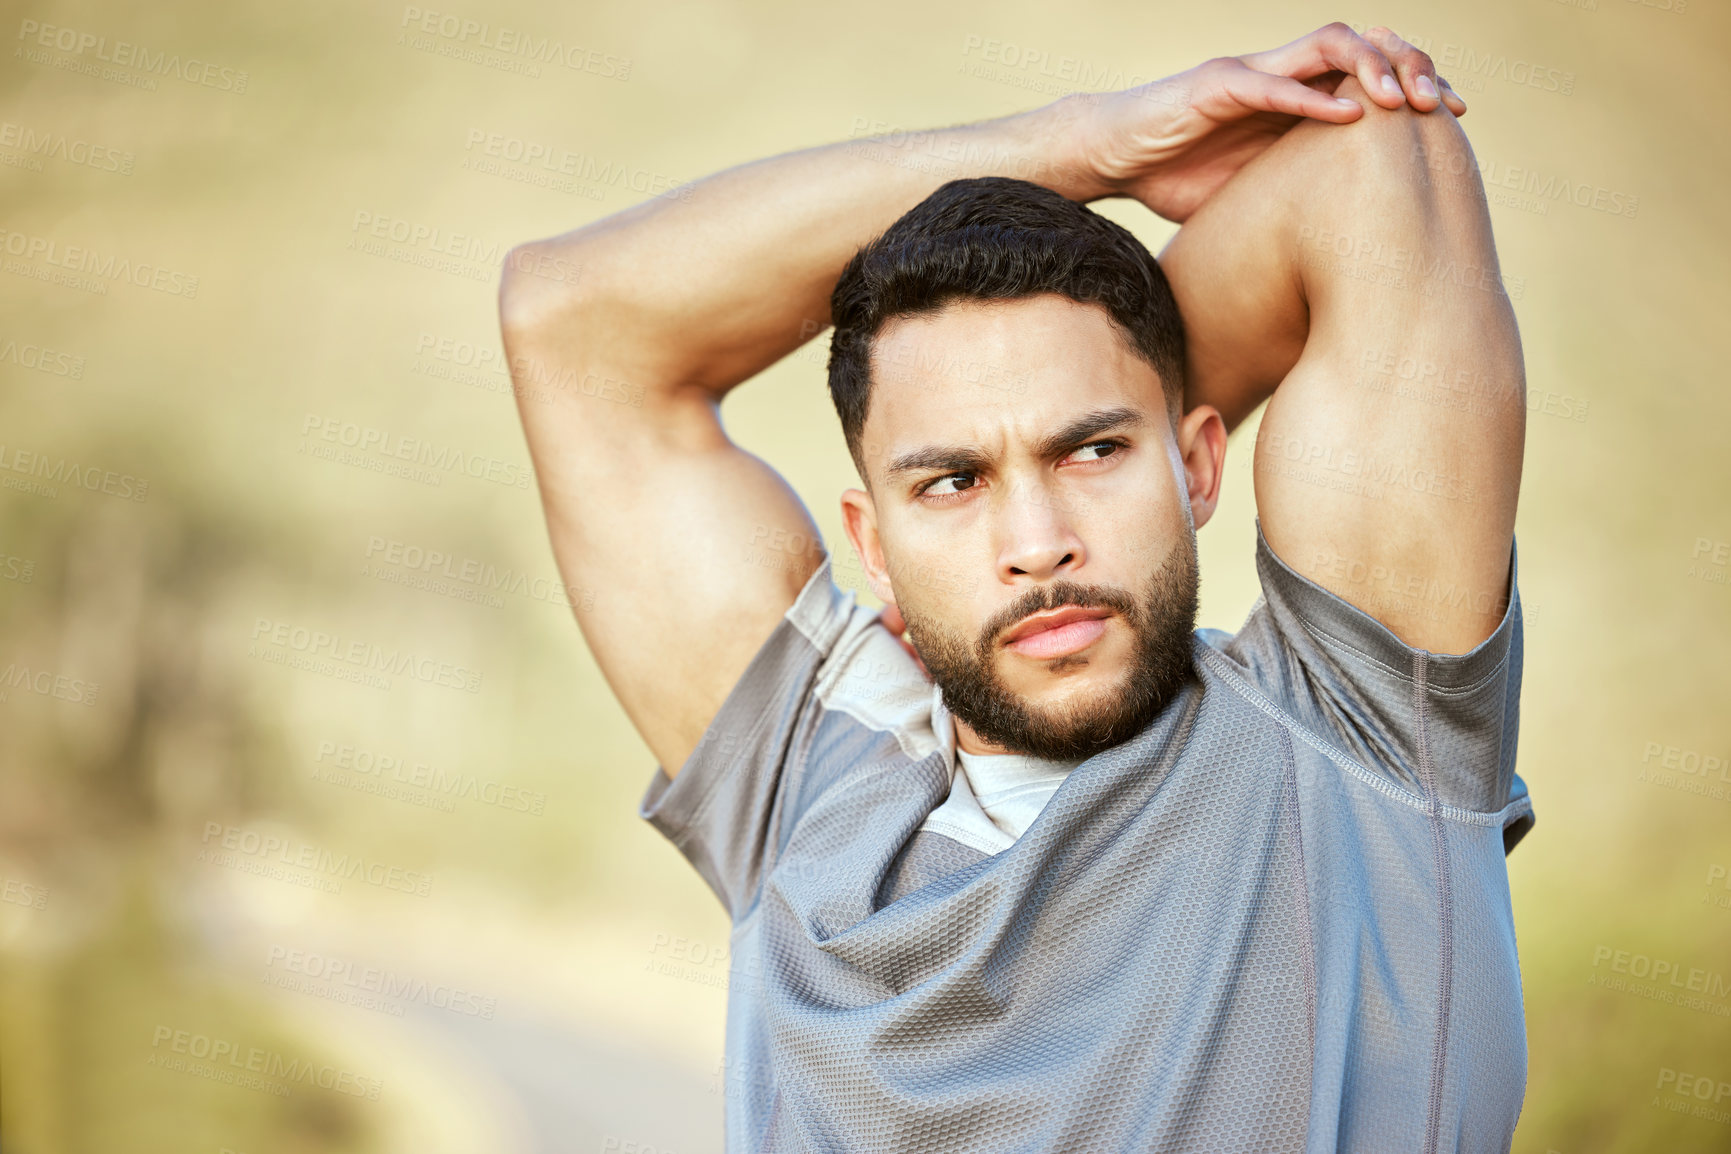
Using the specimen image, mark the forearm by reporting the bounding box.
[499,99,1103,401]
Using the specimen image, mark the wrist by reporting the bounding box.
[990,94,1118,203]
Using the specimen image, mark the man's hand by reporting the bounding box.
[1077,23,1466,222]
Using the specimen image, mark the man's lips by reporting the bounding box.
[1001,606,1114,660]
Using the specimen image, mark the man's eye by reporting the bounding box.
[923,474,976,497]
[1070,441,1121,463]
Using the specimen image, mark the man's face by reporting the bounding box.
[840,294,1224,761]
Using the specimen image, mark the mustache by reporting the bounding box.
[979,580,1140,651]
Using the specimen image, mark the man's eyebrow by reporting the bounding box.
[882,406,1147,484]
[884,445,995,483]
[1030,406,1146,460]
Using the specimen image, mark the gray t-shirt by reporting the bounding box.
[640,527,1534,1153]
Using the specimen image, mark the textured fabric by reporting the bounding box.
[921,723,1088,855]
[640,526,1534,1153]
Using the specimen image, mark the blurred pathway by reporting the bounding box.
[404,1002,724,1154]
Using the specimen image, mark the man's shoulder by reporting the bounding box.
[735,557,947,768]
[810,599,947,768]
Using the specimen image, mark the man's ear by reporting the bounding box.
[1176,404,1228,530]
[839,488,896,606]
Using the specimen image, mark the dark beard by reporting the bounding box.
[902,537,1199,761]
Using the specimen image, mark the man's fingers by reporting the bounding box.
[1362,26,1444,112]
[1243,23,1406,110]
[1210,66,1363,124]
[1437,76,1469,116]
[1243,23,1465,115]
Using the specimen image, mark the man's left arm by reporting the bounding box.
[1158,31,1524,655]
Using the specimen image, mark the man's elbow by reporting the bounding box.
[498,239,591,346]
[1328,77,1480,206]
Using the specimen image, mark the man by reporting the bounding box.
[499,22,1533,1152]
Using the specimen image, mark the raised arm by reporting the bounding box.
[498,109,1108,777]
[499,25,1451,776]
[1158,32,1521,654]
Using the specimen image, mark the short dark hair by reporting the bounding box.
[827,177,1186,480]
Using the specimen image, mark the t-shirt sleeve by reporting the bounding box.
[1222,523,1534,854]
[637,556,865,917]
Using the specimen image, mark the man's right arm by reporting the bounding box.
[498,25,1439,778]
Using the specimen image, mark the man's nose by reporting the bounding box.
[996,481,1086,581]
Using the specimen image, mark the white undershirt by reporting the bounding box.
[918,685,1089,856]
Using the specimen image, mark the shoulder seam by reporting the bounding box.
[1196,644,1528,829]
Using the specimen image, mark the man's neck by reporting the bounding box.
[953,718,1014,757]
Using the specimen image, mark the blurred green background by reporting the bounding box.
[1,0,1727,1150]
